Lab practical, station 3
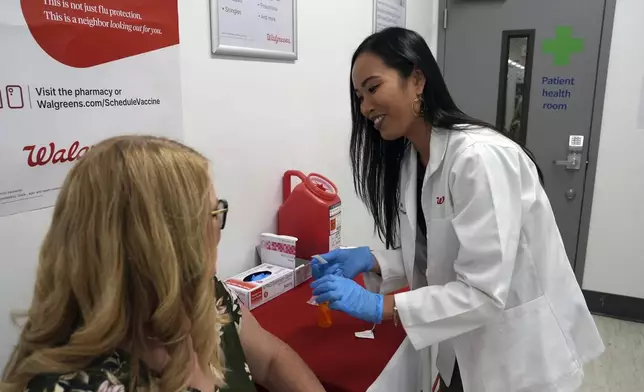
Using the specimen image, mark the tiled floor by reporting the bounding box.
[580,316,644,391]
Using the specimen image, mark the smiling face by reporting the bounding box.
[351,52,426,141]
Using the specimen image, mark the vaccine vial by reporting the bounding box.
[317,302,333,328]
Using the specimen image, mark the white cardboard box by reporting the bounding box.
[293,258,312,286]
[259,233,298,269]
[256,243,312,287]
[223,246,313,310]
[225,264,294,310]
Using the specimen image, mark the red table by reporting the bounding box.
[252,276,407,392]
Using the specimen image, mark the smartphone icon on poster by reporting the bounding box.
[6,85,24,109]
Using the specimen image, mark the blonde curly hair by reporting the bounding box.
[1,135,229,392]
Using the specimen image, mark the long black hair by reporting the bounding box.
[349,27,542,249]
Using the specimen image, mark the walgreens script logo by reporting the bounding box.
[266,33,291,44]
[23,141,91,167]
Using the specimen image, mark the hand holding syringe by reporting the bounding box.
[310,254,378,337]
[311,254,344,279]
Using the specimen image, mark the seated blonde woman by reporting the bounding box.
[1,136,325,392]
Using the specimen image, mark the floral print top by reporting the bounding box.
[26,278,257,392]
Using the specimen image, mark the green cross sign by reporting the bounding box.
[542,26,584,66]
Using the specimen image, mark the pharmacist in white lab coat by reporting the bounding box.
[311,28,604,392]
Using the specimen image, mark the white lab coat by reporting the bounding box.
[364,127,604,392]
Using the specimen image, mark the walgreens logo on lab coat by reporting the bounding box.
[23,141,91,167]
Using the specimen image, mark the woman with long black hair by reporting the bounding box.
[311,28,603,392]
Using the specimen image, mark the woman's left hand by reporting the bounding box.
[311,275,384,324]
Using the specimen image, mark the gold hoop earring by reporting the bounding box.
[412,95,425,117]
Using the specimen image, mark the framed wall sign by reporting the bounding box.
[373,0,406,33]
[211,0,297,60]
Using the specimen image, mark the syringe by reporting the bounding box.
[312,254,333,328]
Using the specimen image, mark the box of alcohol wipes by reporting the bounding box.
[224,264,294,310]
[259,233,298,269]
[257,238,312,287]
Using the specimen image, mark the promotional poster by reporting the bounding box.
[0,0,183,216]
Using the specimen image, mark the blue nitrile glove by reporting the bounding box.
[311,275,384,324]
[311,247,375,280]
[311,262,343,280]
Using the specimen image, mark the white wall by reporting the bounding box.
[0,0,438,367]
[582,0,644,299]
[181,0,437,279]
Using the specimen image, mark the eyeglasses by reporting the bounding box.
[211,199,228,230]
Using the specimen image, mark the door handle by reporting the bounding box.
[553,153,581,171]
[555,135,585,171]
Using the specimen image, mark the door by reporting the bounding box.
[438,0,610,270]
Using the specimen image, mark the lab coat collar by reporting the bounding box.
[402,128,450,226]
[427,128,450,179]
[402,150,418,287]
[399,128,449,286]
[402,148,418,231]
